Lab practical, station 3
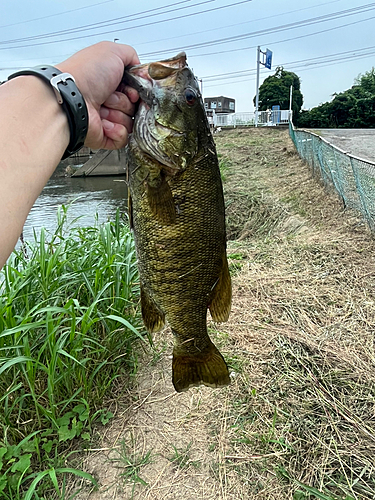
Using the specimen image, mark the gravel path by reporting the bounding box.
[315,129,375,163]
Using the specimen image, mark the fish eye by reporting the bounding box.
[185,88,197,106]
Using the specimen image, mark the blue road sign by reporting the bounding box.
[265,49,272,70]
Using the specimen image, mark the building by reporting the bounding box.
[204,96,235,114]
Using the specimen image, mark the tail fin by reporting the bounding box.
[172,343,230,392]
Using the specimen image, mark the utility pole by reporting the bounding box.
[255,46,260,128]
[254,46,273,127]
[197,78,203,95]
[289,84,293,122]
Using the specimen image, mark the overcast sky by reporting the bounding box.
[1,0,374,112]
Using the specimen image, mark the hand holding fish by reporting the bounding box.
[57,41,140,150]
[0,41,140,269]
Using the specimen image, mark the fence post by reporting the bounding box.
[349,157,374,231]
[316,138,330,187]
[332,149,347,208]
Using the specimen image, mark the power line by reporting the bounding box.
[0,0,252,49]
[188,10,375,60]
[0,0,115,29]
[134,0,344,48]
[0,0,206,45]
[203,50,375,89]
[0,0,344,63]
[202,45,375,80]
[1,0,373,83]
[139,2,375,58]
[0,53,73,66]
[2,5,374,77]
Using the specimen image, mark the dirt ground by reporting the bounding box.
[70,128,375,500]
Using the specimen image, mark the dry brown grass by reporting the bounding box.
[214,127,375,499]
[71,127,375,500]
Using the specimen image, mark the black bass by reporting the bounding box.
[123,52,231,392]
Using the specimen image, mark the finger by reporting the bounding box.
[115,43,140,67]
[100,107,134,131]
[102,120,129,149]
[122,85,139,103]
[104,91,135,113]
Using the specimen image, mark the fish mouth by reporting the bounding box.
[122,52,187,106]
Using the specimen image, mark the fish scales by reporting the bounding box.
[131,152,225,341]
[124,52,232,392]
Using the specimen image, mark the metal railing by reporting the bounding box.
[289,122,375,231]
[207,110,290,128]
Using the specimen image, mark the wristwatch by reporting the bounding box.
[8,65,89,160]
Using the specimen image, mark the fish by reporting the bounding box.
[123,52,232,392]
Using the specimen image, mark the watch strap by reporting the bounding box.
[8,65,89,160]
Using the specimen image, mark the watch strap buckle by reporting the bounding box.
[50,73,76,105]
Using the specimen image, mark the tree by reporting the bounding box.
[298,67,375,128]
[254,67,304,121]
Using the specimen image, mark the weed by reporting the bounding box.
[114,439,153,499]
[226,353,244,374]
[219,158,231,182]
[280,193,307,217]
[227,253,244,260]
[168,441,201,470]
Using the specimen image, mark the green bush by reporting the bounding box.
[0,206,143,499]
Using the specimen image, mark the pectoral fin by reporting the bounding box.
[140,285,165,333]
[209,252,232,323]
[146,175,176,225]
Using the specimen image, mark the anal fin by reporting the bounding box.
[209,252,232,323]
[172,342,230,392]
[141,285,165,333]
[146,175,176,225]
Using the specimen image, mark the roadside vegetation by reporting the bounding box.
[257,64,375,128]
[212,128,375,499]
[0,207,142,499]
[298,68,375,128]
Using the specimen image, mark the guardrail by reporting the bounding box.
[289,122,375,231]
[208,110,290,128]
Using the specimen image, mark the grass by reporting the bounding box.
[223,335,375,499]
[208,127,375,499]
[114,438,153,499]
[44,127,375,499]
[168,441,201,471]
[0,205,143,499]
[219,158,231,182]
[219,143,288,240]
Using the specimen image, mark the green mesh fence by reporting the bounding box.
[289,122,375,231]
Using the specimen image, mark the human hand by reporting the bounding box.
[57,41,140,150]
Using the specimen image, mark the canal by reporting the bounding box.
[22,163,128,243]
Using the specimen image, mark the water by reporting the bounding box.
[22,163,128,243]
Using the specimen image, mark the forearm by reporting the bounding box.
[0,76,69,268]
